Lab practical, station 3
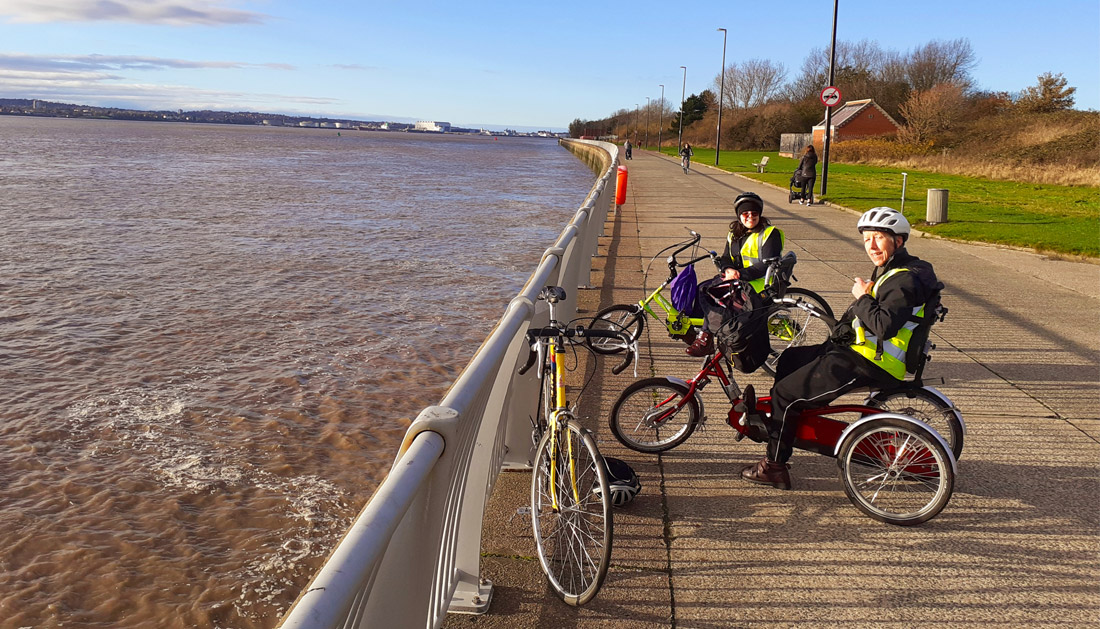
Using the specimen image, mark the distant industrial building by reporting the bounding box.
[414,120,451,132]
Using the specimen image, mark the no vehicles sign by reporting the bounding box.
[820,86,841,107]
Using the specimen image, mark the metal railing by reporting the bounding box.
[278,139,619,629]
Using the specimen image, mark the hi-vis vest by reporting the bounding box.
[849,268,923,379]
[729,226,784,293]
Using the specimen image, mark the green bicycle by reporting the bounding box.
[587,231,834,375]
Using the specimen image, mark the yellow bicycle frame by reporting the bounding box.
[639,282,703,336]
[547,336,581,511]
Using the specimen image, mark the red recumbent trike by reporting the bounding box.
[609,295,961,526]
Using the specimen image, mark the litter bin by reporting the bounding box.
[927,189,949,225]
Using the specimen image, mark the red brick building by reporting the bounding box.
[811,99,901,150]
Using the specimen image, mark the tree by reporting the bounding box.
[670,91,712,133]
[1016,72,1077,112]
[897,82,967,144]
[904,38,977,92]
[717,59,787,108]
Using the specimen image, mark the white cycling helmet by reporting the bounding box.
[857,207,911,240]
[593,457,641,506]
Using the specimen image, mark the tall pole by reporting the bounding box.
[658,84,664,153]
[821,0,839,197]
[634,104,639,144]
[645,96,651,148]
[716,28,727,166]
[677,66,687,150]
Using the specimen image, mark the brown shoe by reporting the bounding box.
[685,331,714,357]
[740,457,791,490]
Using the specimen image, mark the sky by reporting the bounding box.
[0,0,1096,132]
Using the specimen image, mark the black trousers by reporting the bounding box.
[800,176,816,202]
[766,342,894,463]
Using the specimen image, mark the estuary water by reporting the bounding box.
[0,117,594,627]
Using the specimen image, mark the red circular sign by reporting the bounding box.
[820,86,842,107]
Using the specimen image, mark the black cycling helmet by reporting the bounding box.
[593,457,641,507]
[734,191,764,215]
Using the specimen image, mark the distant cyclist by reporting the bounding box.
[679,143,694,172]
[624,139,632,160]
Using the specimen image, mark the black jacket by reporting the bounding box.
[798,152,818,179]
[717,226,784,285]
[842,248,938,342]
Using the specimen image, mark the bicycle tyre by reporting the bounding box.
[530,419,613,606]
[609,378,700,453]
[762,287,833,376]
[866,387,965,460]
[837,417,954,526]
[588,304,644,355]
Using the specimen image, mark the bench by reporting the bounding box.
[752,156,770,173]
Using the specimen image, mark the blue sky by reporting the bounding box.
[0,0,1096,131]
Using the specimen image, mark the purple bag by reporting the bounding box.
[669,264,698,315]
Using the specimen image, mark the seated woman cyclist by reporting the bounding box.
[686,191,784,357]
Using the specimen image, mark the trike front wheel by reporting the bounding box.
[837,417,954,526]
[610,378,700,453]
[588,304,644,355]
[530,419,612,605]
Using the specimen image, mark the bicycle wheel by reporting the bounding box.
[587,304,644,355]
[837,417,954,526]
[762,287,834,376]
[530,419,613,606]
[866,388,965,460]
[609,378,700,453]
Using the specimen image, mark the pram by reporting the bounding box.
[788,170,812,204]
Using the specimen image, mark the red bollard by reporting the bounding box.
[615,165,628,208]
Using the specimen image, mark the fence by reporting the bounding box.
[779,133,813,158]
[277,139,619,629]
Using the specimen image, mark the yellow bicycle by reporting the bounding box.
[519,286,635,605]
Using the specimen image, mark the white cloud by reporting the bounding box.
[0,0,268,25]
[0,53,293,73]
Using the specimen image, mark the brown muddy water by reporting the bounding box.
[0,117,593,627]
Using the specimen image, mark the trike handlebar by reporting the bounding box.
[519,326,636,376]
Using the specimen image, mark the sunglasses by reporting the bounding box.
[740,210,761,217]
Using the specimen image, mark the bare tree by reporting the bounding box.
[1016,72,1077,112]
[905,38,977,92]
[716,58,786,109]
[897,82,967,144]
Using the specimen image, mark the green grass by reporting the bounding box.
[641,147,1099,258]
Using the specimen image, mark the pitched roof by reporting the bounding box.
[814,99,901,129]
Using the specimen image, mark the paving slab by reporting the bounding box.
[444,149,1100,628]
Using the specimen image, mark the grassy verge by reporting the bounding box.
[644,146,1098,258]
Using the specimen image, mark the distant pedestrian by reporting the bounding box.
[624,140,632,160]
[796,145,818,205]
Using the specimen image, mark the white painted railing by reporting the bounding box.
[278,139,619,629]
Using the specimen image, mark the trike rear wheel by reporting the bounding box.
[609,378,700,453]
[588,304,644,355]
[762,288,833,376]
[866,388,965,460]
[837,417,954,526]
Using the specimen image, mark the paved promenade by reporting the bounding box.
[444,149,1100,628]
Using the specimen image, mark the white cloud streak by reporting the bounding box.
[0,0,268,25]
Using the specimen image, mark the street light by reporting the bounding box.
[645,96,651,149]
[635,104,639,145]
[658,84,664,153]
[677,66,687,150]
[716,28,727,166]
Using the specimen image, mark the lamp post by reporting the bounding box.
[677,66,687,151]
[715,28,727,166]
[634,104,639,144]
[645,96,650,149]
[658,84,664,153]
[821,0,839,197]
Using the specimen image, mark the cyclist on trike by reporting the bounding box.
[740,206,944,491]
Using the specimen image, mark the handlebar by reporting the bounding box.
[519,326,636,375]
[774,295,839,330]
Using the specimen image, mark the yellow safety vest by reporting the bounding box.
[849,268,923,379]
[728,226,784,293]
